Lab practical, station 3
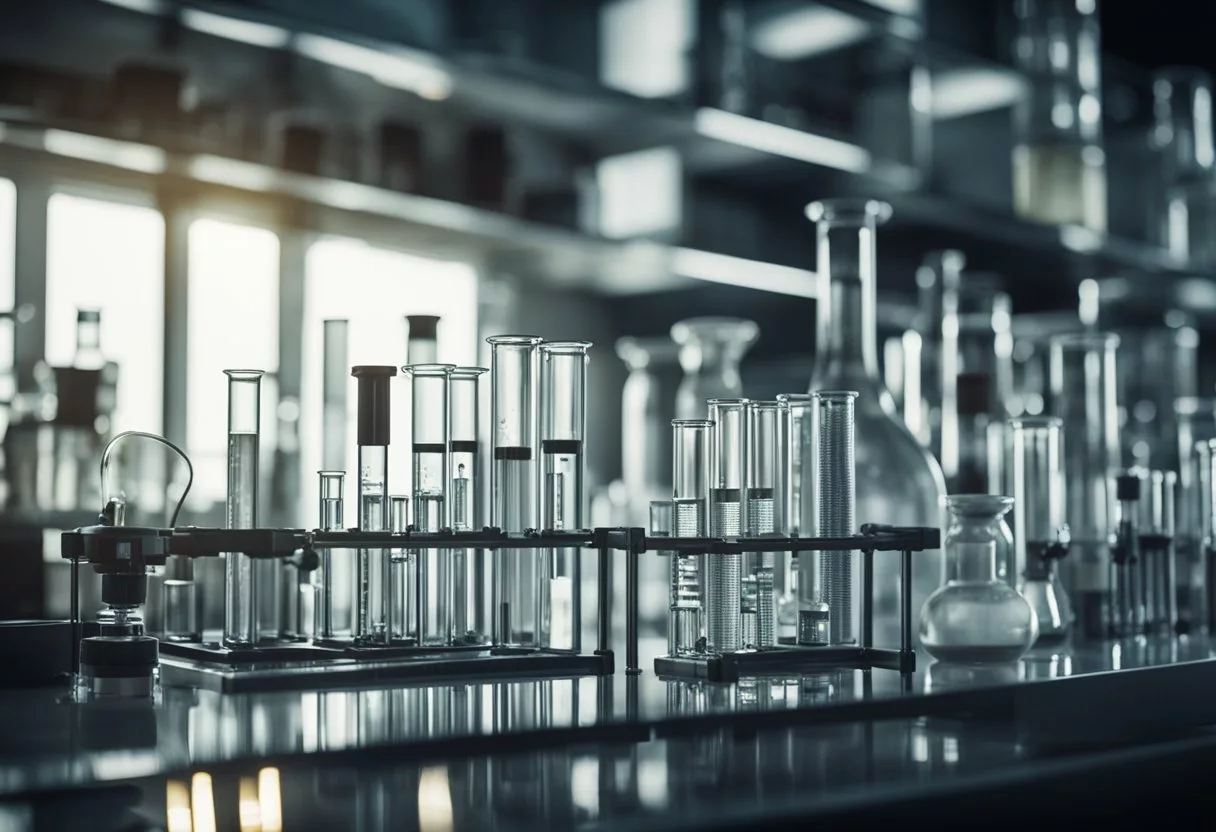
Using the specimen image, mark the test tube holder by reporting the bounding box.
[64,525,645,693]
[651,524,940,684]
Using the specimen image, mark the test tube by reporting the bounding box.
[776,394,813,642]
[670,419,711,656]
[745,401,779,648]
[811,391,858,646]
[1111,472,1142,638]
[322,320,349,472]
[388,494,413,642]
[314,470,345,639]
[450,367,488,643]
[1194,439,1214,631]
[1048,332,1120,640]
[488,335,543,647]
[1139,470,1176,634]
[707,398,748,653]
[404,364,455,646]
[538,341,591,652]
[223,369,264,648]
[352,365,397,646]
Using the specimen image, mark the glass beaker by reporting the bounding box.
[671,317,758,419]
[1047,332,1120,640]
[1153,68,1216,266]
[805,199,946,647]
[919,495,1038,663]
[1012,0,1107,231]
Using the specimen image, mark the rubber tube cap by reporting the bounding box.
[1116,473,1141,502]
[351,365,397,446]
[406,315,440,339]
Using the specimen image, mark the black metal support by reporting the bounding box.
[900,548,913,656]
[861,548,873,649]
[625,528,642,675]
[597,537,611,656]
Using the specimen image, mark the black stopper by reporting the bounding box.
[406,315,440,340]
[79,636,158,674]
[956,372,991,417]
[1116,473,1141,502]
[100,574,148,607]
[77,308,101,324]
[351,365,397,446]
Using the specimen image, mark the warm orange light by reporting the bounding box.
[166,779,193,832]
[258,767,283,832]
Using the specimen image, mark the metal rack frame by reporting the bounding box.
[652,524,939,683]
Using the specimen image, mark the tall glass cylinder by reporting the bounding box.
[670,419,711,656]
[1048,333,1120,640]
[450,367,487,643]
[1009,416,1072,642]
[388,494,413,642]
[405,364,454,646]
[806,199,946,647]
[1154,68,1216,265]
[811,391,858,645]
[314,470,346,639]
[488,335,543,647]
[352,365,397,646]
[539,341,591,652]
[1012,0,1106,231]
[405,315,440,364]
[707,398,747,653]
[223,369,264,648]
[916,250,965,458]
[744,401,778,648]
[776,393,812,641]
[321,320,349,472]
[671,318,758,419]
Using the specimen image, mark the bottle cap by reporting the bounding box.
[956,372,991,417]
[1116,473,1141,502]
[406,315,440,339]
[351,365,398,446]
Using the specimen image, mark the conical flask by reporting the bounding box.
[805,199,946,646]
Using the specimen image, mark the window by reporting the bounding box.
[300,237,477,522]
[186,219,280,505]
[45,193,164,433]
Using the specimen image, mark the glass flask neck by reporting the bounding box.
[945,496,1012,583]
[813,221,881,388]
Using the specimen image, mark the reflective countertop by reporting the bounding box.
[1,634,1214,801]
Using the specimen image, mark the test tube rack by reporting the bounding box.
[651,524,941,684]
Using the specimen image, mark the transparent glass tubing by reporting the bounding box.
[315,470,346,639]
[670,419,711,657]
[708,398,748,653]
[405,364,454,647]
[389,494,413,642]
[746,401,779,648]
[352,364,397,647]
[223,369,264,648]
[540,341,591,653]
[451,367,487,644]
[489,336,543,648]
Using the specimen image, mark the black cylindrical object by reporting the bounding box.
[100,574,148,607]
[351,365,397,446]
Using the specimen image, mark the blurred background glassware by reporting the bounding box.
[919,495,1038,663]
[1012,0,1107,231]
[1152,67,1216,266]
[914,250,966,458]
[671,317,758,419]
[616,336,682,525]
[1047,332,1121,640]
[805,198,946,646]
[1175,397,1216,630]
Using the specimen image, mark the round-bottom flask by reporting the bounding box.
[920,495,1038,663]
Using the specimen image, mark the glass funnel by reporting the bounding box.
[671,317,758,419]
[805,199,946,647]
[919,495,1038,663]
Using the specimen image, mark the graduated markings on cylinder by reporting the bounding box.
[708,488,743,652]
[816,397,856,646]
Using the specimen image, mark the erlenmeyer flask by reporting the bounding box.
[919,495,1038,663]
[805,199,946,646]
[671,317,758,419]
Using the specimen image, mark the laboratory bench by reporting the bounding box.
[1,634,1215,827]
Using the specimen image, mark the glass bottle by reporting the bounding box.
[671,317,758,419]
[1153,68,1216,266]
[616,336,682,525]
[1012,0,1107,231]
[919,495,1038,663]
[806,199,946,646]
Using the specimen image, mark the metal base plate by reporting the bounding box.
[158,643,615,693]
[655,646,915,683]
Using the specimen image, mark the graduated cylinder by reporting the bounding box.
[669,419,712,656]
[223,369,264,648]
[488,336,543,647]
[707,398,748,653]
[404,364,455,646]
[352,365,397,646]
[745,401,779,647]
[314,470,346,639]
[540,341,591,651]
[450,366,487,643]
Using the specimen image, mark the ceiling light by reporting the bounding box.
[182,9,291,49]
[750,5,870,61]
